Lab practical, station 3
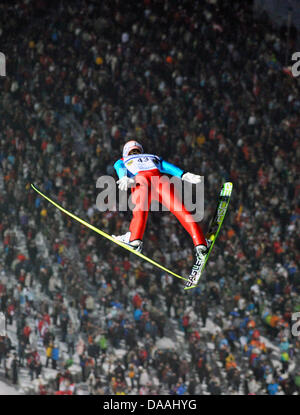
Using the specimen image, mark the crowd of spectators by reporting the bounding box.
[0,0,300,395]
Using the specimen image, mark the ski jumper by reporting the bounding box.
[114,154,206,246]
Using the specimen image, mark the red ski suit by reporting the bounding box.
[128,168,205,246]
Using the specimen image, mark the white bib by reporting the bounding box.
[123,153,160,176]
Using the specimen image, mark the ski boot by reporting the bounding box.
[112,231,143,253]
[185,240,211,288]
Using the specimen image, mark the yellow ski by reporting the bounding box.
[31,184,187,282]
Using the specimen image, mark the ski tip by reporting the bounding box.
[224,181,233,188]
[31,183,41,192]
[221,182,233,197]
[184,284,197,291]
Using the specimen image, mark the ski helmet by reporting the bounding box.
[122,140,143,157]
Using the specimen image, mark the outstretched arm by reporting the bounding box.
[159,159,185,178]
[114,159,135,191]
[159,159,201,183]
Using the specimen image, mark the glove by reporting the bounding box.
[117,176,135,191]
[182,172,202,184]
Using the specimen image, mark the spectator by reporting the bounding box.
[80,353,88,382]
[87,369,96,395]
[200,300,208,328]
[128,363,136,389]
[267,379,279,396]
[0,336,6,366]
[45,342,53,368]
[51,344,59,370]
[66,326,76,357]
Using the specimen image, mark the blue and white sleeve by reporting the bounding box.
[114,159,128,179]
[159,158,185,178]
